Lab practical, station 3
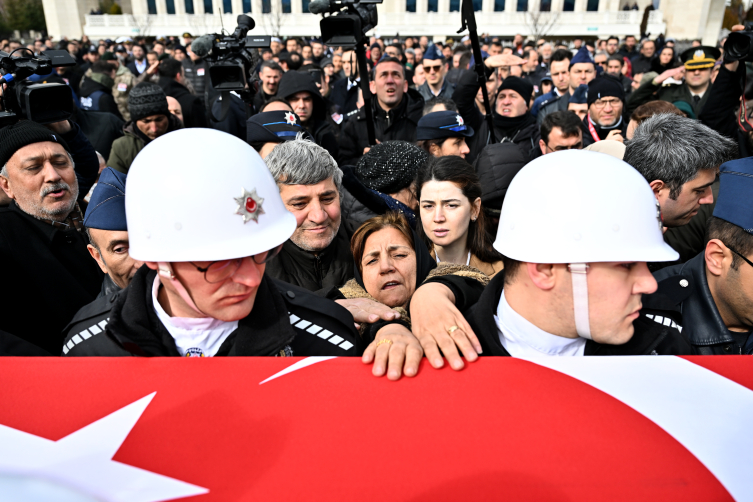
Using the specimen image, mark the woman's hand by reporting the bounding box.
[363,324,423,380]
[335,297,400,329]
[409,282,481,371]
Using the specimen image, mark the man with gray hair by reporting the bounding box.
[624,113,737,264]
[264,137,355,295]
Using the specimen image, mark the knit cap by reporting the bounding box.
[586,75,625,107]
[0,120,70,168]
[355,141,428,194]
[128,82,169,123]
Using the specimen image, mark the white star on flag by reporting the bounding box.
[0,393,207,502]
[284,112,297,125]
[456,114,464,126]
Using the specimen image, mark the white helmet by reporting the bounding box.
[125,128,296,263]
[494,150,678,339]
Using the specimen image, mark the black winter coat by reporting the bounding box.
[63,267,360,357]
[330,77,360,118]
[473,143,529,213]
[0,203,103,354]
[698,63,751,159]
[581,115,629,147]
[338,88,424,166]
[159,78,208,128]
[465,272,695,356]
[643,252,753,355]
[78,77,123,120]
[70,107,124,160]
[452,69,540,163]
[265,224,354,296]
[276,71,340,160]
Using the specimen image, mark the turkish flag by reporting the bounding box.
[1,356,752,501]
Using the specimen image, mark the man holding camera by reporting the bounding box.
[0,120,102,355]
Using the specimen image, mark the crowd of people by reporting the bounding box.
[0,25,751,374]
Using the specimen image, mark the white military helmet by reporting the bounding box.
[494,150,678,339]
[126,128,296,263]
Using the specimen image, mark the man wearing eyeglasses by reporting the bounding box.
[642,158,753,355]
[417,44,454,102]
[62,129,422,379]
[581,75,627,147]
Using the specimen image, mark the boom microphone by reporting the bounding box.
[308,0,331,14]
[191,35,214,58]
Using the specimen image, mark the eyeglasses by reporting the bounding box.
[189,244,283,284]
[592,98,621,109]
[728,246,753,269]
[423,64,442,73]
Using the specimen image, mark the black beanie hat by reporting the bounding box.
[0,120,70,168]
[497,76,534,105]
[587,75,625,107]
[355,141,429,194]
[128,82,169,123]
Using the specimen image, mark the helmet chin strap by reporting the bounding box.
[568,263,592,340]
[157,262,208,317]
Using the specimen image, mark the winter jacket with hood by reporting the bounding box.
[159,77,208,129]
[276,71,340,160]
[452,69,540,163]
[107,113,183,174]
[79,73,123,120]
[338,88,424,166]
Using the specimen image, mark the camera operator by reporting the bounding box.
[158,58,207,128]
[698,25,751,158]
[0,119,103,355]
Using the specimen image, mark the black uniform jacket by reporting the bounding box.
[0,202,103,355]
[62,267,361,357]
[265,224,354,296]
[465,272,694,356]
[338,88,424,166]
[643,252,752,355]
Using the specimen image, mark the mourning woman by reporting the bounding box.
[416,156,504,278]
[335,212,489,342]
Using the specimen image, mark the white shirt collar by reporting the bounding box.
[494,289,586,358]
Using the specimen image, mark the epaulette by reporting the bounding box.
[642,274,694,311]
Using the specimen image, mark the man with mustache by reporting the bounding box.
[0,120,103,355]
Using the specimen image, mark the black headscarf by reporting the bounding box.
[651,46,677,74]
[353,227,436,297]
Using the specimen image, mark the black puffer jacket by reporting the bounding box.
[452,69,540,163]
[277,71,340,160]
[338,88,424,166]
[643,252,753,355]
[265,224,354,296]
[473,142,529,215]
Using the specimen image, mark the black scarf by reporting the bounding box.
[352,228,436,293]
[492,112,535,140]
[586,115,624,141]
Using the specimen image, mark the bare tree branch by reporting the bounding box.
[524,10,560,41]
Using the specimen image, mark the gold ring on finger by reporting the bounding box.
[376,339,393,347]
[447,325,460,335]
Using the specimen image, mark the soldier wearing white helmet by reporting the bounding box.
[457,150,693,357]
[63,129,422,378]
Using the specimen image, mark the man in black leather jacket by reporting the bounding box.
[643,158,753,354]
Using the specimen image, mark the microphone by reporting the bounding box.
[308,0,331,14]
[191,35,214,58]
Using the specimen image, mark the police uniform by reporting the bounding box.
[416,110,474,142]
[246,110,314,147]
[62,269,360,357]
[627,46,720,118]
[642,158,753,355]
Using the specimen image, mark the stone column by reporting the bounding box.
[252,0,262,15]
[175,0,186,15]
[573,0,586,10]
[417,0,428,13]
[232,0,243,15]
[156,0,168,14]
[292,0,302,14]
[438,0,450,13]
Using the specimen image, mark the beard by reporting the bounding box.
[290,216,341,253]
[20,180,79,222]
